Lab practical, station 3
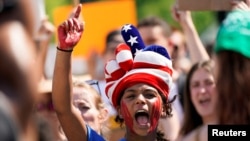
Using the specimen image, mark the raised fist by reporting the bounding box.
[57,4,84,51]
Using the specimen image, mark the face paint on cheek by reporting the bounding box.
[121,101,134,132]
[149,97,161,132]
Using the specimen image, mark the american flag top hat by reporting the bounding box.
[105,24,173,108]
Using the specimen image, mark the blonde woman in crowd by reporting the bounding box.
[72,79,109,140]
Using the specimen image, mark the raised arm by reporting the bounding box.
[35,17,55,80]
[52,4,87,141]
[171,6,210,63]
[231,0,250,10]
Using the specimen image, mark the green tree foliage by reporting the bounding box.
[136,0,217,34]
[45,0,71,22]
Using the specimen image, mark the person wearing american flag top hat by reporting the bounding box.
[103,22,174,141]
[52,3,175,141]
[137,16,185,141]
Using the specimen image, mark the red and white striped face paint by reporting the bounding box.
[119,83,163,135]
[149,96,161,132]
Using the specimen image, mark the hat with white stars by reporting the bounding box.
[121,24,145,57]
[104,24,173,108]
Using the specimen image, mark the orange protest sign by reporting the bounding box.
[53,0,137,58]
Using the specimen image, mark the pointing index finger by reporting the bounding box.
[74,4,82,19]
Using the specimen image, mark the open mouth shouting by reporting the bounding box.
[135,109,150,128]
[199,96,211,107]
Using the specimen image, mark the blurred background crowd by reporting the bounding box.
[1,0,250,141]
[43,0,220,79]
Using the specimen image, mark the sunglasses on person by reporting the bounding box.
[85,79,101,95]
[36,80,101,112]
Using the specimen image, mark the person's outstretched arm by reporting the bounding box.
[35,17,55,80]
[171,6,210,63]
[52,4,87,141]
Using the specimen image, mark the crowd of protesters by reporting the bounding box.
[0,0,250,141]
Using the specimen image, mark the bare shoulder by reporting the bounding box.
[179,125,208,141]
[199,125,208,139]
